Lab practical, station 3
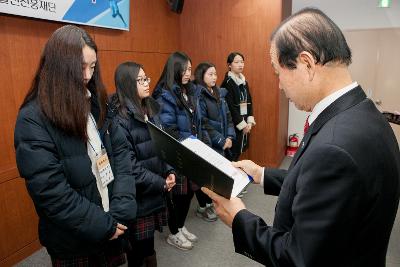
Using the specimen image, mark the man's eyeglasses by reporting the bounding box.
[136,77,151,85]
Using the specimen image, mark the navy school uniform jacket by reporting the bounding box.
[197,84,236,155]
[152,82,208,143]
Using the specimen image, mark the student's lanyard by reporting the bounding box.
[87,114,105,157]
[239,85,247,103]
[239,85,248,116]
[87,113,114,188]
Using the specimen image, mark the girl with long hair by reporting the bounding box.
[152,51,214,250]
[14,25,137,266]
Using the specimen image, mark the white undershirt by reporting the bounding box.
[308,82,358,125]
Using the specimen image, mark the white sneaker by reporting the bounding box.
[196,206,218,222]
[166,232,193,250]
[206,203,216,214]
[179,226,198,242]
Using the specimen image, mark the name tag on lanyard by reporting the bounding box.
[89,114,114,188]
[239,86,248,115]
[96,148,114,188]
[240,102,248,116]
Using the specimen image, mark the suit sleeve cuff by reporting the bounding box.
[232,209,250,231]
[247,116,256,126]
[236,120,247,130]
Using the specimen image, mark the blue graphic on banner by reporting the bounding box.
[63,0,129,30]
[63,1,110,22]
[0,0,129,31]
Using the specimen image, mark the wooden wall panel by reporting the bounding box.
[0,20,18,181]
[0,16,63,185]
[0,1,180,265]
[93,0,180,53]
[0,178,38,261]
[180,0,290,166]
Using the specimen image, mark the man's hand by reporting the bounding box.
[165,173,176,191]
[232,160,263,184]
[201,187,246,227]
[109,223,127,240]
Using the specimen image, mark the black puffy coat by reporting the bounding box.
[111,96,173,217]
[152,82,205,141]
[14,97,137,258]
[198,85,236,155]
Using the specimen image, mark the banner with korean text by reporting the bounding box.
[0,0,129,31]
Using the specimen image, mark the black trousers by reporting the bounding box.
[167,186,194,235]
[226,130,248,161]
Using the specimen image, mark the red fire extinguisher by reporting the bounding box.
[286,134,299,157]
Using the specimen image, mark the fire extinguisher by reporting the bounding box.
[286,134,299,157]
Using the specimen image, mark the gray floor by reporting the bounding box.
[16,157,400,267]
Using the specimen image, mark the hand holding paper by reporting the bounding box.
[201,187,246,228]
[232,160,263,184]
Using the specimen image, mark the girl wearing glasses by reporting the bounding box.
[14,25,136,266]
[110,62,176,267]
[220,52,256,162]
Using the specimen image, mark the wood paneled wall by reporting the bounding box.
[180,0,291,167]
[0,1,180,266]
[0,0,290,265]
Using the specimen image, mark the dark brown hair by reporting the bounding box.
[112,61,158,120]
[194,62,220,101]
[21,25,107,141]
[226,51,244,65]
[154,51,191,91]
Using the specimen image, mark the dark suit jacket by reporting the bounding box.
[232,86,400,267]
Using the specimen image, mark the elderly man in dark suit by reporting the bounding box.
[203,7,400,267]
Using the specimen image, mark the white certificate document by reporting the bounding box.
[181,137,251,198]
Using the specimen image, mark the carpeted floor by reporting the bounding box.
[15,157,400,267]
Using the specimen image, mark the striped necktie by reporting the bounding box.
[304,116,310,135]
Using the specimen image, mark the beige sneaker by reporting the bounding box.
[179,226,198,242]
[166,232,193,250]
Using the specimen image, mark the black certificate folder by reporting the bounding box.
[147,121,251,199]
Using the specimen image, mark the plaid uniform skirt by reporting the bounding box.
[172,174,188,195]
[51,250,125,267]
[130,208,168,241]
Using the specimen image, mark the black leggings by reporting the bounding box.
[195,189,212,208]
[167,187,194,235]
[126,237,155,267]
